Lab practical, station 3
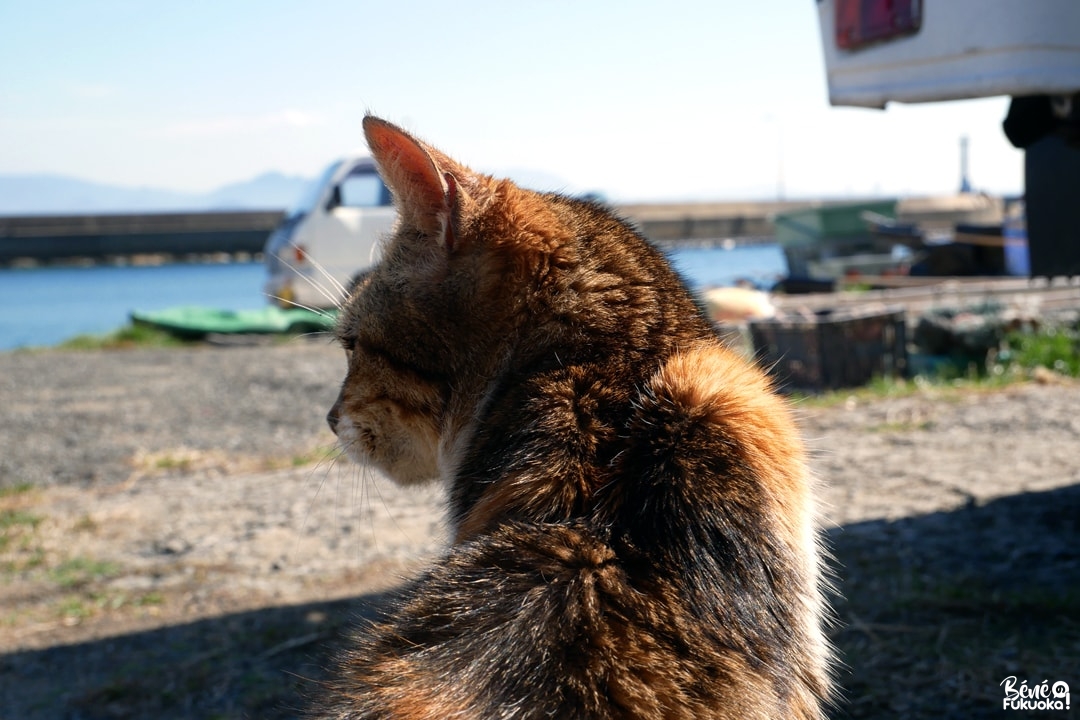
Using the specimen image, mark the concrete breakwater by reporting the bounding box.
[0,199,871,265]
[0,211,284,265]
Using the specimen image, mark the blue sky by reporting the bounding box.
[0,1,1023,202]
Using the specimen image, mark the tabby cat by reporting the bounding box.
[318,116,832,719]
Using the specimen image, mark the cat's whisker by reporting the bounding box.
[320,443,373,561]
[289,330,336,346]
[360,466,387,553]
[359,463,379,555]
[299,245,350,307]
[272,248,345,310]
[356,462,423,552]
[265,291,338,321]
[299,444,345,539]
[321,450,377,556]
[286,243,350,309]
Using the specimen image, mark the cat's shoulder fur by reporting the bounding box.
[317,116,832,719]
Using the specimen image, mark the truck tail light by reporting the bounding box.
[836,0,922,51]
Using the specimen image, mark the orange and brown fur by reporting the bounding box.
[318,116,832,719]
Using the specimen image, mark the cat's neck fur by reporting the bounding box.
[406,186,709,541]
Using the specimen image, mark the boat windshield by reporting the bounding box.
[287,160,343,217]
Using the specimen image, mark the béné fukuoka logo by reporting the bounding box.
[1001,676,1070,711]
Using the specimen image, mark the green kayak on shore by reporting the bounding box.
[130,306,337,339]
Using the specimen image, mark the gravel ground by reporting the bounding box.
[1,341,1078,719]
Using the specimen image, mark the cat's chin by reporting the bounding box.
[334,414,440,486]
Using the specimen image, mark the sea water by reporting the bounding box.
[0,262,267,350]
[0,244,787,351]
[667,243,786,290]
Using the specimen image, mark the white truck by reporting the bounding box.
[263,156,395,309]
[815,0,1080,277]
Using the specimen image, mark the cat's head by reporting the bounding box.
[327,116,576,485]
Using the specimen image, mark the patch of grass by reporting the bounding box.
[57,595,93,620]
[792,375,953,408]
[0,508,43,552]
[0,508,41,532]
[51,589,166,622]
[130,445,339,477]
[57,322,190,350]
[131,447,223,476]
[48,556,121,588]
[3,547,46,571]
[287,444,340,468]
[89,590,131,611]
[0,482,35,498]
[135,591,165,607]
[867,419,935,433]
[153,453,194,471]
[998,326,1080,377]
[24,549,46,570]
[73,513,99,533]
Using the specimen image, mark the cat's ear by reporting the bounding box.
[363,116,466,252]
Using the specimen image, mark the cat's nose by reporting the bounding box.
[327,397,343,435]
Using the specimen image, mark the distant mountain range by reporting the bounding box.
[0,166,590,216]
[0,172,312,215]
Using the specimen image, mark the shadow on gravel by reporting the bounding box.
[0,594,392,720]
[2,485,1078,719]
[829,482,1080,719]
